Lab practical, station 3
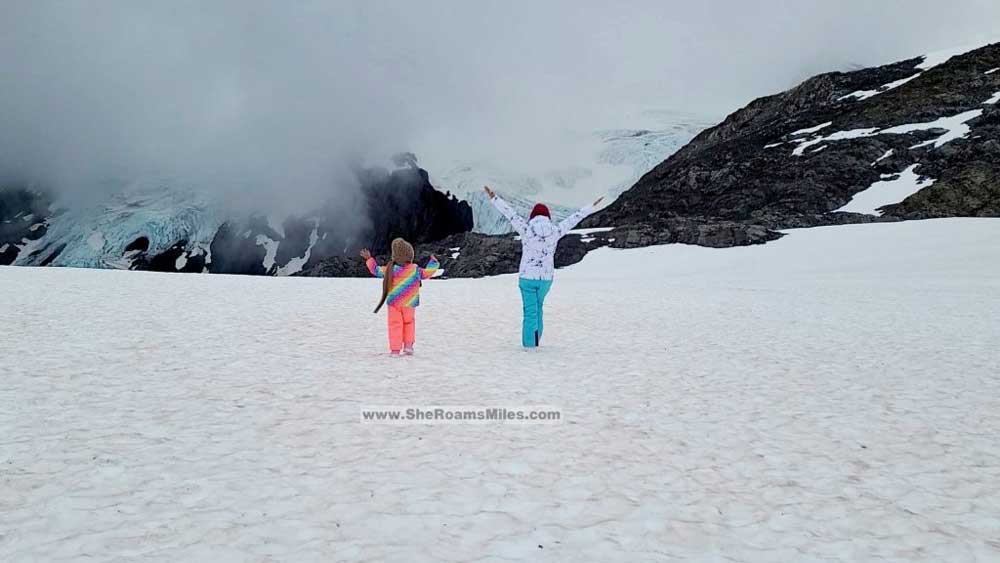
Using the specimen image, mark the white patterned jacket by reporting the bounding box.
[491,196,595,280]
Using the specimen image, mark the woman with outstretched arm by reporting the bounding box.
[483,186,603,349]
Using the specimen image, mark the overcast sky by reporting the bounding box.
[1,0,998,204]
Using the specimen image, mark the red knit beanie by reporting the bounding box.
[529,203,551,219]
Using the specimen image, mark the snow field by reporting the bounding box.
[2,219,1000,562]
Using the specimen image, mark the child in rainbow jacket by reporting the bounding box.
[360,238,440,355]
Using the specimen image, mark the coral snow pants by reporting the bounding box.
[386,304,416,352]
[518,278,553,348]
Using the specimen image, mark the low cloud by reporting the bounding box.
[1,0,997,208]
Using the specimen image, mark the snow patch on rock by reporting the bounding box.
[255,235,280,272]
[836,164,934,215]
[792,128,880,156]
[276,220,318,276]
[791,110,983,156]
[916,41,994,70]
[790,122,832,136]
[882,109,984,149]
[569,227,614,235]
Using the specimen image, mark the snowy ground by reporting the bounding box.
[2,219,999,562]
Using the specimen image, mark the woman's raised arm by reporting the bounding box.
[484,186,528,235]
[557,196,604,237]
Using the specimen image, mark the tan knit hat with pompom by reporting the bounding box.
[390,238,414,264]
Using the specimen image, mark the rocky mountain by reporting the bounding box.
[583,42,1000,230]
[303,43,1000,279]
[1,158,472,274]
[7,43,998,280]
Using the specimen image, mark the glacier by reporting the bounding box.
[13,178,224,270]
[426,110,712,234]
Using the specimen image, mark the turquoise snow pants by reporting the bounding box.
[518,278,553,348]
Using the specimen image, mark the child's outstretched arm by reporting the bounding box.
[360,248,384,278]
[484,186,528,236]
[557,196,605,237]
[420,255,441,279]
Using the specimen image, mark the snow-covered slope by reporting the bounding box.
[425,110,712,234]
[3,218,998,561]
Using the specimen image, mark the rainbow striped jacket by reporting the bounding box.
[366,257,441,308]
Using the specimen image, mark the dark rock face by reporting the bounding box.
[585,43,1000,230]
[287,161,474,275]
[206,223,270,276]
[0,188,51,225]
[297,231,588,279]
[357,163,474,253]
[272,216,314,270]
[0,188,52,266]
[295,255,372,278]
[38,243,66,266]
[2,158,472,273]
[124,237,150,253]
[0,244,17,265]
[132,240,208,273]
[299,219,781,278]
[881,114,1000,218]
